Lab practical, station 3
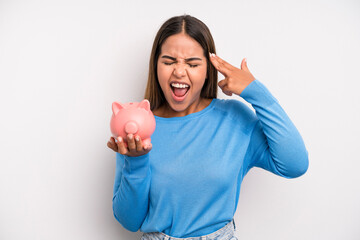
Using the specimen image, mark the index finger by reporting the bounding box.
[209,53,233,76]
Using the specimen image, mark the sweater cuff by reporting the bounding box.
[123,154,150,178]
[239,79,278,107]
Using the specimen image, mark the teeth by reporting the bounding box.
[171,83,189,88]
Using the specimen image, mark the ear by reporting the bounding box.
[112,102,124,115]
[138,99,151,111]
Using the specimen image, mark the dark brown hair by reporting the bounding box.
[144,15,217,111]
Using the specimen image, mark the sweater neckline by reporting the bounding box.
[154,98,216,122]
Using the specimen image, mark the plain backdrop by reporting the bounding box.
[1,0,359,239]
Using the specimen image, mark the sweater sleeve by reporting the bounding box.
[112,152,151,231]
[240,79,309,178]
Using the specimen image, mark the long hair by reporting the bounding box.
[144,15,217,111]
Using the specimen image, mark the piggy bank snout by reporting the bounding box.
[124,121,138,134]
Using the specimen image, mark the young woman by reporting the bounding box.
[107,15,309,240]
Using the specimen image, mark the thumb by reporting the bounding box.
[241,58,249,72]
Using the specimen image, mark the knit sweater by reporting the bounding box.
[112,79,309,238]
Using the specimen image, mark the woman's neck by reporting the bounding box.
[153,98,212,118]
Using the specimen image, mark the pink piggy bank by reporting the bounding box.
[110,99,156,148]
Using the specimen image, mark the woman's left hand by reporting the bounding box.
[209,53,256,96]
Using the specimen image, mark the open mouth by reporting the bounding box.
[170,83,190,101]
[171,86,189,97]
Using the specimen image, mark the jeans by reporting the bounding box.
[141,219,238,240]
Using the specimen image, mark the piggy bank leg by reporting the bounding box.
[142,138,151,148]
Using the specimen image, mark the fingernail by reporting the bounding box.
[128,134,133,140]
[135,136,140,141]
[117,137,122,142]
[245,58,247,63]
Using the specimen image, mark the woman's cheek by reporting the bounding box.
[192,66,207,80]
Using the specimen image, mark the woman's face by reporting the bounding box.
[156,33,208,117]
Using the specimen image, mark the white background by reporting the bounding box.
[1,0,359,239]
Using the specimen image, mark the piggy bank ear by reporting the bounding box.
[138,99,151,111]
[112,102,124,115]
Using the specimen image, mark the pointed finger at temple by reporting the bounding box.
[210,55,231,76]
[214,54,234,70]
[210,57,228,76]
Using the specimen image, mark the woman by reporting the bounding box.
[107,15,309,240]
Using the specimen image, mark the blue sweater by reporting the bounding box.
[112,79,309,238]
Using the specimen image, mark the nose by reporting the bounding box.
[173,63,187,78]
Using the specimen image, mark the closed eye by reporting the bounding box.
[163,62,199,68]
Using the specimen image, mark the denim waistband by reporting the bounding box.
[141,219,237,240]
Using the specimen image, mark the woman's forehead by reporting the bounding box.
[159,48,205,60]
[160,34,204,58]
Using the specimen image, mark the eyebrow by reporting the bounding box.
[160,55,203,61]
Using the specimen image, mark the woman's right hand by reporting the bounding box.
[107,134,152,157]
